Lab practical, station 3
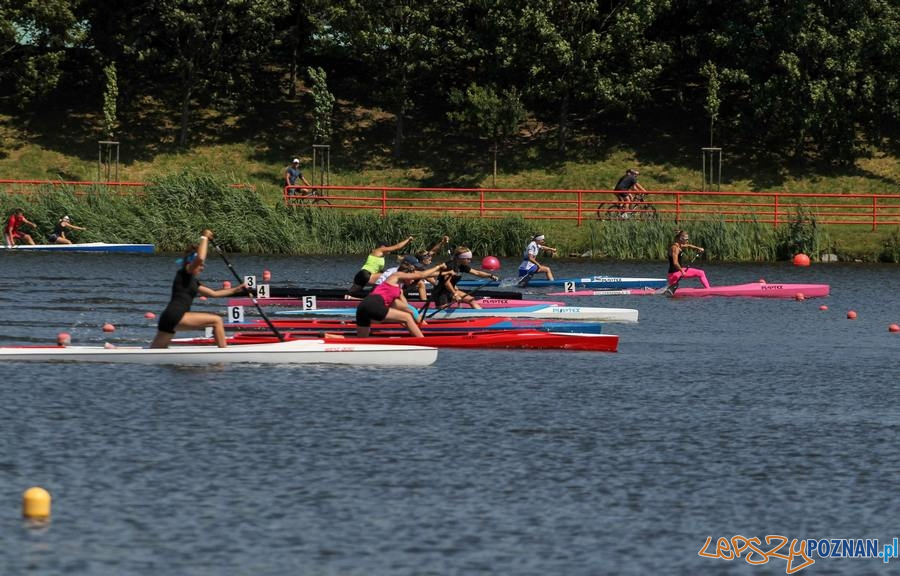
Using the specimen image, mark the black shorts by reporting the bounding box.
[353,269,372,287]
[355,295,389,327]
[615,192,630,201]
[157,304,188,334]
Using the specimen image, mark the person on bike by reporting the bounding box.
[613,168,646,214]
[283,158,312,196]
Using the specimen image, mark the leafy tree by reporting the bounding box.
[0,0,83,107]
[307,66,334,144]
[448,83,525,186]
[102,61,117,138]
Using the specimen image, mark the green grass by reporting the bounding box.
[2,108,899,260]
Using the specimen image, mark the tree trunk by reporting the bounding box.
[557,90,570,155]
[178,65,194,148]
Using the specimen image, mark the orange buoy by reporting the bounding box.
[223,280,232,289]
[819,305,828,311]
[262,270,272,282]
[102,322,115,332]
[889,324,900,333]
[847,310,857,320]
[795,292,805,301]
[793,253,811,267]
[56,332,71,346]
[144,311,156,319]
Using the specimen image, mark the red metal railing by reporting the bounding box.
[285,186,900,230]
[3,180,895,229]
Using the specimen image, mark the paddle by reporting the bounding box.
[425,276,496,319]
[212,242,286,342]
[661,250,702,296]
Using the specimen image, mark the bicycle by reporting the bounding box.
[596,192,657,220]
[292,187,332,206]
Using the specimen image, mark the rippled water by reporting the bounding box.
[1,252,898,575]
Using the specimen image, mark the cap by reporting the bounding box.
[62,215,70,221]
[292,158,300,164]
[402,255,425,270]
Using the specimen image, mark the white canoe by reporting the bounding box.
[277,304,639,323]
[0,340,437,366]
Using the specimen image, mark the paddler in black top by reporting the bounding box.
[151,229,247,348]
[429,246,498,310]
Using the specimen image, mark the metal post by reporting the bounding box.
[98,141,120,182]
[311,144,330,187]
[701,147,722,191]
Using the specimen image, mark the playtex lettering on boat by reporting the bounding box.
[699,535,900,572]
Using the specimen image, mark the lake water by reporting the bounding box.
[1,252,898,575]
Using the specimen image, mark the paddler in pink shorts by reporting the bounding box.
[667,230,709,288]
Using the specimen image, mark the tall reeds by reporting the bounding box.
[1,173,831,260]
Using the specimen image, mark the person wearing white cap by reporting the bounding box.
[518,233,557,283]
[47,215,86,244]
[283,157,311,195]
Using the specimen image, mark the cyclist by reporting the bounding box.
[613,168,646,214]
[284,158,312,196]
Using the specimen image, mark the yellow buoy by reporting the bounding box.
[23,486,51,519]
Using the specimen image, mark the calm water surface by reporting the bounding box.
[0,252,898,575]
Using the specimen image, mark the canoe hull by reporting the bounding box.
[227,296,563,308]
[0,340,437,366]
[550,282,830,299]
[275,305,639,323]
[459,276,666,289]
[0,242,154,253]
[226,317,603,335]
[177,331,619,352]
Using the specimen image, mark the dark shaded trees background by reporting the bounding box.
[1,0,897,168]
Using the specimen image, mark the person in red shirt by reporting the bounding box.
[4,208,38,247]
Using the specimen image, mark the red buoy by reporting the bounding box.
[56,332,71,346]
[847,310,857,320]
[223,280,232,289]
[889,324,900,333]
[481,256,501,271]
[102,322,116,332]
[144,312,156,319]
[819,305,828,311]
[262,270,272,282]
[795,292,805,301]
[793,253,811,267]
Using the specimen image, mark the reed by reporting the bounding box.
[0,173,832,260]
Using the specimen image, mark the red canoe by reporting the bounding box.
[224,317,603,335]
[176,330,619,352]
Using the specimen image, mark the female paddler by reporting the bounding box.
[429,246,499,309]
[151,229,247,348]
[667,230,709,289]
[356,258,442,337]
[348,236,414,297]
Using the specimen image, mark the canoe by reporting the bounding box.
[175,331,619,353]
[227,296,564,308]
[457,276,667,289]
[275,304,639,323]
[549,282,830,299]
[225,317,604,335]
[0,242,154,253]
[0,339,437,366]
[270,287,526,300]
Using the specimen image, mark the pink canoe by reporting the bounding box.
[549,282,829,299]
[227,296,565,308]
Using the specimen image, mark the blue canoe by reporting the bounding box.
[0,242,155,254]
[457,275,667,290]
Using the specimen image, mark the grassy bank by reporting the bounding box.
[2,110,899,260]
[9,172,891,263]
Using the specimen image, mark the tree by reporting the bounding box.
[0,0,83,108]
[448,83,525,186]
[307,66,334,144]
[102,61,117,138]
